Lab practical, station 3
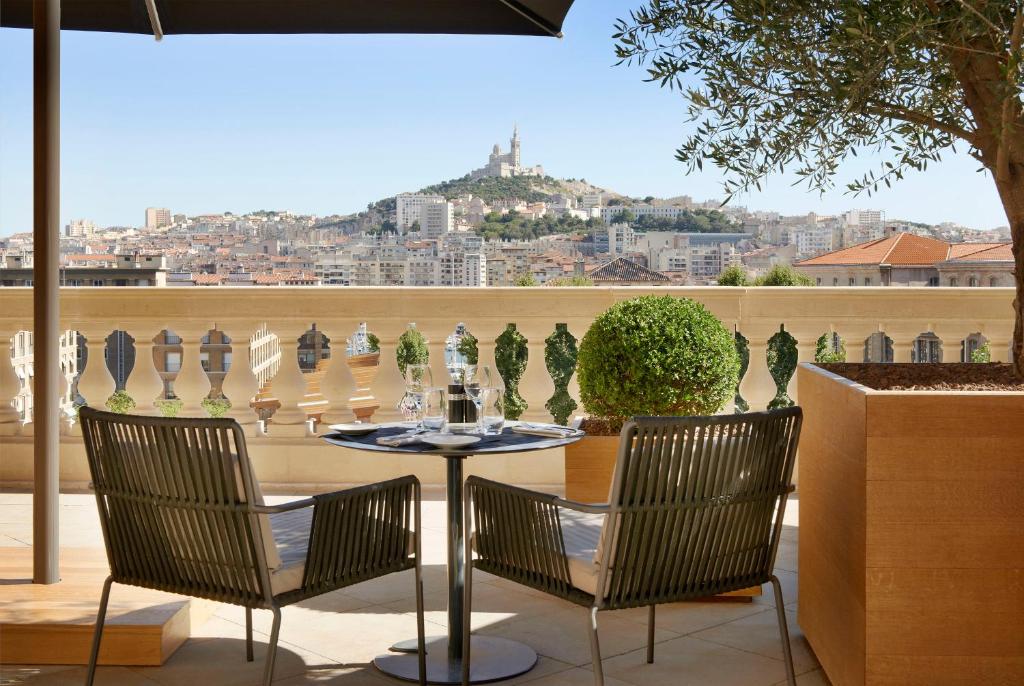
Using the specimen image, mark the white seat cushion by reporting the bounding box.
[558,509,606,597]
[267,507,312,595]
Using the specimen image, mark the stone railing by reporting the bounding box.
[0,286,1015,489]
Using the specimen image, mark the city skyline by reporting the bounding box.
[0,0,1009,236]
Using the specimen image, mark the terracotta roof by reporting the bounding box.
[588,257,670,283]
[192,273,225,285]
[944,243,1013,262]
[796,233,949,267]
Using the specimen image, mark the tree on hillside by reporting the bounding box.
[717,265,751,286]
[754,265,815,287]
[615,1,1024,374]
[611,209,637,224]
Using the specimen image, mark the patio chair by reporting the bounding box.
[462,407,802,686]
[79,407,426,686]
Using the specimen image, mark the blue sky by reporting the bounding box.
[0,1,1007,236]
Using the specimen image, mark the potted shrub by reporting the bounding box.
[568,295,739,503]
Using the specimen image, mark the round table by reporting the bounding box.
[323,423,583,684]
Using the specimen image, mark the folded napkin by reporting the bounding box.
[377,433,425,447]
[510,424,579,438]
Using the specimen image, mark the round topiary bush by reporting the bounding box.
[577,295,740,430]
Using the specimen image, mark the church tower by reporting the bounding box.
[510,124,521,168]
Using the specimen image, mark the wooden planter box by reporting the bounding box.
[564,432,761,599]
[797,363,1024,686]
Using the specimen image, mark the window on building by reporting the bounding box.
[927,277,939,287]
[832,277,839,286]
[92,280,104,287]
[949,277,958,287]
[990,277,998,287]
[165,351,181,373]
[816,277,822,286]
[200,351,210,372]
[223,351,232,371]
[848,277,855,286]
[969,276,979,287]
[864,277,872,286]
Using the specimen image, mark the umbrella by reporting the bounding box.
[0,0,574,37]
[4,0,577,591]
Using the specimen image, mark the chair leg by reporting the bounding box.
[414,558,427,686]
[587,606,604,686]
[86,576,114,686]
[770,575,796,686]
[245,607,254,662]
[262,607,282,686]
[646,605,655,664]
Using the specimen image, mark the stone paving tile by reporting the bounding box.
[692,607,819,674]
[602,635,791,686]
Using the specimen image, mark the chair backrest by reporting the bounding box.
[596,407,801,608]
[79,407,275,606]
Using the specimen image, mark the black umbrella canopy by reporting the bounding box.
[0,0,575,37]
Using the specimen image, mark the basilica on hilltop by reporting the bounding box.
[468,125,545,180]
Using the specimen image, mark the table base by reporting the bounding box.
[374,635,538,684]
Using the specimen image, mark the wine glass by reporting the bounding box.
[421,387,447,433]
[479,387,505,435]
[463,365,493,432]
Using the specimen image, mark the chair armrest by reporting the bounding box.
[297,475,421,597]
[465,476,591,601]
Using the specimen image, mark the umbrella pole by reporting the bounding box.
[32,0,60,585]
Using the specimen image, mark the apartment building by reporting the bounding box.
[145,207,172,230]
[396,193,445,231]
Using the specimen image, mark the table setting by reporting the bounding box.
[320,361,583,683]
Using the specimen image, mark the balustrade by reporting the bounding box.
[0,287,1017,442]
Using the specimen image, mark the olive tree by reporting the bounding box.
[615,0,1024,374]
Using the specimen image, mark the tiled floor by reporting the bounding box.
[0,491,826,686]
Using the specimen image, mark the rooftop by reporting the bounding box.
[795,232,1012,267]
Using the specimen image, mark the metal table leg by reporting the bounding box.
[374,455,538,684]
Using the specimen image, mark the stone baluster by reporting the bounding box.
[930,326,964,364]
[220,323,262,434]
[787,329,818,406]
[124,328,166,416]
[265,323,313,436]
[76,327,116,411]
[0,328,23,436]
[891,336,914,363]
[174,328,213,417]
[518,321,554,422]
[737,334,776,411]
[375,323,412,422]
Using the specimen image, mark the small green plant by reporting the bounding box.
[202,397,232,418]
[155,398,183,418]
[396,325,429,376]
[753,264,814,286]
[717,265,750,286]
[495,324,529,420]
[577,295,739,431]
[456,331,479,365]
[104,390,136,414]
[514,273,539,287]
[815,333,847,363]
[366,332,381,354]
[546,275,594,287]
[971,342,992,363]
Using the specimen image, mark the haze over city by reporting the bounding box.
[0,0,1008,235]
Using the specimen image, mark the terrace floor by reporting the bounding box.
[0,491,826,686]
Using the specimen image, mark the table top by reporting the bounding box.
[321,422,584,457]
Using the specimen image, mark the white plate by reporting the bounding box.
[327,423,379,436]
[419,433,481,449]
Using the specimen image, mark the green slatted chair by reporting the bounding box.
[79,407,426,686]
[463,407,802,686]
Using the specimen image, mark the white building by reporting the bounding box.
[599,204,694,224]
[145,207,172,230]
[421,201,454,238]
[843,209,886,244]
[65,219,97,238]
[396,194,445,231]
